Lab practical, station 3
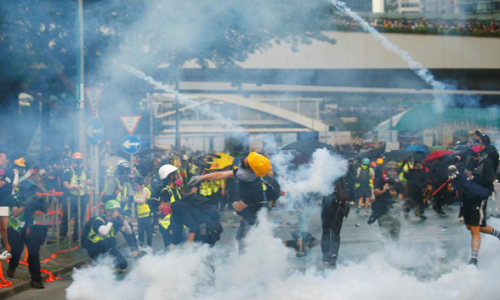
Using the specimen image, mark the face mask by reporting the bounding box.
[162,206,171,216]
[236,167,258,182]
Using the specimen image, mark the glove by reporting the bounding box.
[147,199,160,214]
[448,165,459,180]
[188,175,202,186]
[112,217,123,230]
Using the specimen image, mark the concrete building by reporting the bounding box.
[457,0,500,14]
[344,0,373,12]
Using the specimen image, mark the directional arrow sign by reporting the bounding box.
[85,87,103,116]
[86,117,103,146]
[119,115,142,135]
[121,135,141,154]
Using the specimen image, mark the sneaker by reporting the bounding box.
[364,211,369,216]
[328,255,338,268]
[457,216,464,222]
[437,210,447,216]
[420,215,427,221]
[469,258,478,265]
[356,207,361,214]
[32,281,45,289]
[0,250,12,261]
[6,268,15,278]
[322,253,331,264]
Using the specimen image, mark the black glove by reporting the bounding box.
[147,199,160,214]
[112,217,123,230]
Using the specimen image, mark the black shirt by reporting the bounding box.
[0,167,14,206]
[233,169,264,224]
[372,177,404,215]
[171,201,202,244]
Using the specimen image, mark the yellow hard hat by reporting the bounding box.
[14,158,26,168]
[247,152,271,177]
[376,158,384,165]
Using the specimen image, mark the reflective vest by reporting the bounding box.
[159,186,182,230]
[357,166,374,188]
[212,179,223,194]
[88,217,115,244]
[116,179,130,211]
[8,196,35,232]
[199,181,212,197]
[137,186,151,219]
[68,168,87,196]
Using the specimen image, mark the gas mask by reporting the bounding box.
[383,170,400,184]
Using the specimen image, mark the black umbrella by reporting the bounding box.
[0,143,26,159]
[282,140,334,157]
[383,150,414,162]
[353,147,385,161]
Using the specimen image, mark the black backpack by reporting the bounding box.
[183,194,223,245]
[81,216,97,249]
[262,176,281,202]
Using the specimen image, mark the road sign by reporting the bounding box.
[119,115,142,135]
[121,135,140,154]
[85,87,103,116]
[86,117,103,146]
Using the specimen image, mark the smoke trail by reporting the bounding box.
[120,64,244,133]
[329,0,452,113]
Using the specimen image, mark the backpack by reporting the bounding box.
[81,216,97,249]
[262,176,281,202]
[182,194,223,245]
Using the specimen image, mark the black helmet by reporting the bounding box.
[115,161,131,176]
[385,161,399,171]
[129,173,142,184]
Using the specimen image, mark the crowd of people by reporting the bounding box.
[330,16,500,37]
[0,129,498,281]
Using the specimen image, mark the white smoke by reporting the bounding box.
[271,148,348,207]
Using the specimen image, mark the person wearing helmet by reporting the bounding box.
[6,180,48,289]
[368,161,404,241]
[12,158,33,194]
[60,152,92,242]
[84,200,130,271]
[188,152,272,250]
[0,151,14,260]
[356,158,375,216]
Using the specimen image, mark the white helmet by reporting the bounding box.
[158,164,178,180]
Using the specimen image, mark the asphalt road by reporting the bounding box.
[8,202,498,300]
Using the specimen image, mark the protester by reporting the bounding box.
[188,152,272,250]
[7,180,49,289]
[404,160,428,221]
[132,174,153,250]
[369,161,404,241]
[0,152,13,260]
[447,131,500,265]
[356,158,374,216]
[321,176,350,267]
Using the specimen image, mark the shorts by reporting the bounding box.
[357,187,372,199]
[461,200,487,227]
[0,207,9,217]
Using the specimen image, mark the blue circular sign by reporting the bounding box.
[121,135,141,154]
[86,117,103,146]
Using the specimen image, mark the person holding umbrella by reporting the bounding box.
[0,151,14,260]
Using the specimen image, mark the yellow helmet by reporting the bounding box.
[247,152,271,177]
[14,158,26,168]
[376,158,384,165]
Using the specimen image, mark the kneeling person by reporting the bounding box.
[83,200,130,270]
[7,180,49,289]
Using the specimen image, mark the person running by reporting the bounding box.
[356,158,375,216]
[321,175,350,268]
[60,152,92,242]
[447,131,500,265]
[83,200,130,271]
[404,160,428,221]
[368,161,404,241]
[0,151,13,260]
[188,152,271,251]
[7,180,48,289]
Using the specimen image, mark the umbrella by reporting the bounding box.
[353,147,385,161]
[423,150,453,164]
[101,156,127,167]
[384,150,414,162]
[208,153,234,170]
[0,143,26,159]
[282,140,334,158]
[405,144,429,152]
[430,145,448,152]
